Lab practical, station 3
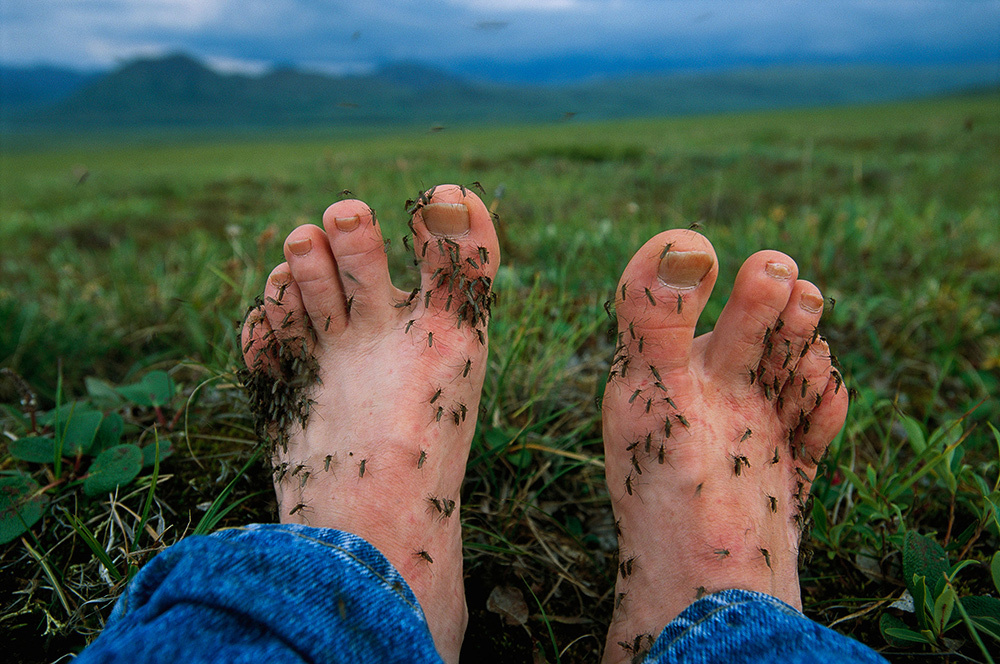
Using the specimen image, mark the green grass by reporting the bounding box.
[1,92,999,662]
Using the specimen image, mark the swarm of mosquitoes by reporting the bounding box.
[604,242,848,656]
[237,184,497,564]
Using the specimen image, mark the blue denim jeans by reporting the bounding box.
[74,524,888,663]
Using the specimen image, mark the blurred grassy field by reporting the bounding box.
[1,92,999,662]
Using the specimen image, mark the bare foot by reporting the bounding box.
[602,231,848,663]
[239,185,499,663]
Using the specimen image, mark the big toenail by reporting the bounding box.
[765,261,792,280]
[657,251,713,289]
[422,203,470,237]
[335,215,360,232]
[288,238,312,255]
[270,271,292,287]
[800,292,824,313]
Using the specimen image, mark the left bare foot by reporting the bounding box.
[240,185,500,663]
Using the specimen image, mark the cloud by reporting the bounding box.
[1,0,996,78]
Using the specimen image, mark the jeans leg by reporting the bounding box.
[644,589,889,664]
[73,523,443,664]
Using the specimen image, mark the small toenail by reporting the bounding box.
[657,251,713,289]
[765,261,792,280]
[287,238,312,255]
[800,292,824,313]
[422,203,470,237]
[270,271,292,287]
[335,215,360,232]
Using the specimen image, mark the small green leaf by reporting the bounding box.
[85,377,124,407]
[880,612,932,646]
[507,447,533,470]
[866,464,878,488]
[37,401,97,427]
[904,531,950,598]
[900,415,927,454]
[0,475,47,545]
[484,428,509,451]
[911,574,930,629]
[61,410,104,456]
[84,445,143,496]
[933,585,956,635]
[141,439,173,467]
[92,412,124,453]
[8,437,57,463]
[116,371,175,407]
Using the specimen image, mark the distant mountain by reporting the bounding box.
[2,53,997,131]
[0,64,99,109]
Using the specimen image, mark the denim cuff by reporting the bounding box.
[646,588,889,664]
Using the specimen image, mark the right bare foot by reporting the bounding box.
[239,185,499,663]
[602,231,848,663]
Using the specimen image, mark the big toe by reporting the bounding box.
[609,229,717,385]
[406,184,500,335]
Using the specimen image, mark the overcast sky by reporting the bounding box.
[2,1,998,82]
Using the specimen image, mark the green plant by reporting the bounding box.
[0,370,176,544]
[880,532,1000,662]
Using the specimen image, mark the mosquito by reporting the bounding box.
[645,287,656,306]
[324,454,335,471]
[676,294,683,314]
[676,413,690,428]
[619,556,637,578]
[289,503,307,516]
[714,548,730,559]
[767,495,777,513]
[732,454,750,476]
[740,428,753,443]
[414,550,434,564]
[760,547,772,569]
[659,242,674,259]
[418,449,427,469]
[624,472,635,496]
[358,458,367,477]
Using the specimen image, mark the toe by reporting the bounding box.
[240,305,272,372]
[788,339,849,464]
[760,280,824,400]
[612,230,717,376]
[321,199,396,329]
[282,224,348,337]
[704,251,799,384]
[408,185,500,331]
[262,265,300,335]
